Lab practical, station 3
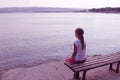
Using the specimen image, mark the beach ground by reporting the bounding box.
[1,61,120,80]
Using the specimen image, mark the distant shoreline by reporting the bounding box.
[0,12,119,14]
[0,7,120,13]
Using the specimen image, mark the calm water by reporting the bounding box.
[0,13,120,70]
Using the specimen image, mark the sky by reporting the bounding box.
[0,0,120,8]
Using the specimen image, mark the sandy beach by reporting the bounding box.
[0,61,120,80]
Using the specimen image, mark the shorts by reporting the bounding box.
[65,57,86,63]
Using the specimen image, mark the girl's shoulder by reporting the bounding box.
[74,40,81,45]
[74,40,86,45]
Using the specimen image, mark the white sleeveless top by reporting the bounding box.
[74,39,87,61]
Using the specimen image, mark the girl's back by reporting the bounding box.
[74,39,86,61]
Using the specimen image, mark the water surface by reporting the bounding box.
[0,13,120,70]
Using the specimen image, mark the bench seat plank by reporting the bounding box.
[73,55,120,69]
[74,57,120,72]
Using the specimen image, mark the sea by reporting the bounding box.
[0,13,120,70]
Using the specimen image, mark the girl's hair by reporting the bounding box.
[75,28,85,50]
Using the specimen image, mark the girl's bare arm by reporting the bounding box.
[72,43,77,58]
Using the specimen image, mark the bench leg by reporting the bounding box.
[82,70,87,80]
[109,63,113,70]
[116,61,120,73]
[73,72,80,80]
[109,62,120,73]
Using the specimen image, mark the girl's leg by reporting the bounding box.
[66,57,76,63]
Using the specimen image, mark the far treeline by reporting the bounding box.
[89,7,120,13]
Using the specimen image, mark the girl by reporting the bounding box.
[66,28,87,63]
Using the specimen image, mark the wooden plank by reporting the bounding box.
[74,58,120,72]
[75,60,120,72]
[71,55,120,68]
[64,63,76,72]
[73,56,120,69]
[72,55,120,69]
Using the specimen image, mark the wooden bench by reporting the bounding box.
[64,52,120,80]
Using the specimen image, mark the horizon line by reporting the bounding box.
[0,6,119,9]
